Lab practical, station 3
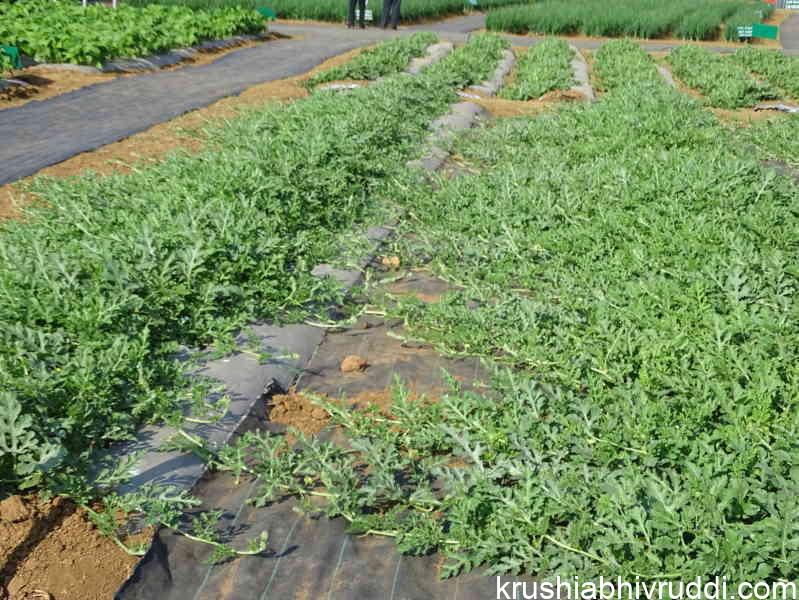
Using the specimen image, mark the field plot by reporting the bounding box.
[0,0,265,66]
[129,0,525,22]
[668,44,776,108]
[732,46,799,100]
[306,32,437,86]
[265,64,799,581]
[487,0,774,42]
[3,3,799,595]
[500,39,575,101]
[0,33,512,599]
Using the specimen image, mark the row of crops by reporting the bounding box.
[232,38,799,581]
[0,33,510,497]
[127,0,525,21]
[0,0,266,66]
[1,12,799,583]
[658,45,798,108]
[486,0,775,42]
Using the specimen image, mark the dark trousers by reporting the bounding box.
[347,0,366,26]
[380,0,401,28]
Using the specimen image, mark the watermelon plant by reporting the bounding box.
[593,38,663,92]
[0,34,508,496]
[0,52,12,74]
[0,0,266,66]
[306,32,437,87]
[732,47,799,100]
[221,77,799,582]
[500,38,575,101]
[668,44,777,108]
[743,115,799,167]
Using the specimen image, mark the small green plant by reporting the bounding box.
[500,38,575,101]
[0,51,13,74]
[742,115,799,167]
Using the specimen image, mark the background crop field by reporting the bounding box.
[127,0,526,21]
[486,0,774,42]
[0,0,265,65]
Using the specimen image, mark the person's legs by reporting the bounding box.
[390,0,401,29]
[380,0,391,28]
[347,0,356,27]
[358,0,366,27]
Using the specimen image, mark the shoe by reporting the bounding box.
[359,22,365,28]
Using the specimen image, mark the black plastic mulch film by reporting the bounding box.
[118,272,510,600]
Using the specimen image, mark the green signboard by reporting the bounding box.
[737,24,779,40]
[257,6,276,19]
[753,23,780,40]
[0,45,21,70]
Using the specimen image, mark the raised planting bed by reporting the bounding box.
[500,38,575,101]
[486,0,774,42]
[668,44,777,108]
[306,32,437,87]
[732,46,799,99]
[325,74,799,582]
[0,33,511,600]
[0,0,267,67]
[594,38,664,91]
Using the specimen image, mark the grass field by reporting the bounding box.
[486,0,774,42]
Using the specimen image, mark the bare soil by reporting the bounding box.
[268,388,432,441]
[0,47,366,220]
[1,495,149,600]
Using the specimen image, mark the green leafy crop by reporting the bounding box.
[668,44,777,108]
[127,0,524,22]
[500,39,575,101]
[306,32,437,87]
[732,47,799,100]
[231,72,799,581]
[594,38,664,91]
[0,33,507,494]
[0,0,266,66]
